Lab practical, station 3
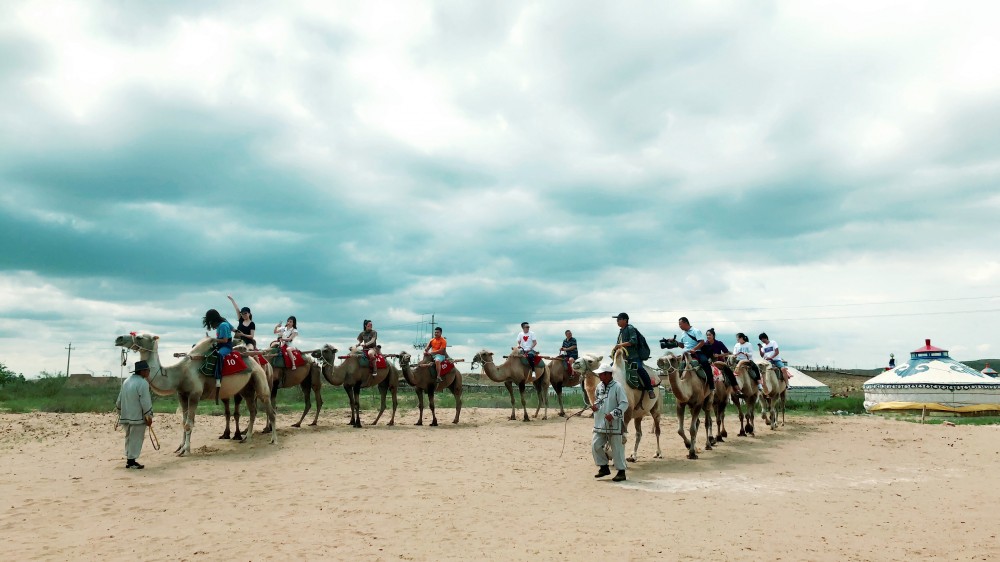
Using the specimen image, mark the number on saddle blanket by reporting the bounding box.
[201,352,249,377]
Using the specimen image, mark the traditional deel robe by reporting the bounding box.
[116,373,153,461]
[592,378,629,470]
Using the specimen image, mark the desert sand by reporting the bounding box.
[1,408,998,561]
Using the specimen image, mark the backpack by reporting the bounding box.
[634,327,652,361]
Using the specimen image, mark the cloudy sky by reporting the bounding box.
[2,0,999,378]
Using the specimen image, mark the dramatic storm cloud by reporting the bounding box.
[2,0,999,377]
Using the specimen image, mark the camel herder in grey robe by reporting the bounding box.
[591,364,629,481]
[116,361,154,469]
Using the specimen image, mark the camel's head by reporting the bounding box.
[573,353,603,376]
[399,351,411,367]
[471,350,494,369]
[657,352,680,371]
[115,333,159,352]
[319,344,338,364]
[725,355,738,369]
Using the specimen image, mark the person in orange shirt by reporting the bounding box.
[423,327,448,381]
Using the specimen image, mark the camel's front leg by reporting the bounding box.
[232,394,244,441]
[311,382,323,426]
[179,395,197,456]
[687,405,700,460]
[293,379,311,428]
[370,383,388,426]
[415,389,425,425]
[452,386,462,424]
[675,403,690,449]
[627,417,643,463]
[174,392,190,454]
[241,391,257,444]
[555,386,566,417]
[429,388,439,427]
[219,399,232,440]
[518,383,530,422]
[652,411,663,459]
[733,396,747,437]
[504,381,516,421]
[388,384,398,426]
[703,397,715,450]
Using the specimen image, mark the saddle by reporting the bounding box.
[200,351,250,377]
[346,352,388,370]
[519,354,544,369]
[268,348,303,369]
[623,363,660,390]
[436,358,456,378]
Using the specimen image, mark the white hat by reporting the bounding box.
[596,363,613,374]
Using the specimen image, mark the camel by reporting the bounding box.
[572,354,603,416]
[708,361,738,443]
[545,354,591,417]
[725,356,760,436]
[398,351,463,425]
[759,361,788,430]
[258,351,321,432]
[470,349,536,422]
[114,333,276,455]
[608,350,662,462]
[657,352,713,460]
[314,345,398,427]
[218,344,274,440]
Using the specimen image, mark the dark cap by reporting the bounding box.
[240,307,251,314]
[613,312,629,320]
[131,360,150,373]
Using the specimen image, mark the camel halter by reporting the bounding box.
[119,334,169,385]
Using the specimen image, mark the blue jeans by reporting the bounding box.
[214,346,232,381]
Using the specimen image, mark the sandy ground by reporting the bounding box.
[2,407,999,561]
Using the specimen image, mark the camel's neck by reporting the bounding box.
[400,363,419,386]
[139,348,187,395]
[666,362,688,401]
[481,360,507,383]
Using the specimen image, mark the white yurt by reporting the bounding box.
[781,365,831,402]
[863,339,1000,414]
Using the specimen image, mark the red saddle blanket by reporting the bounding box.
[221,353,249,376]
[712,365,723,383]
[519,354,543,368]
[648,371,661,387]
[284,348,303,369]
[438,359,456,377]
[254,355,268,368]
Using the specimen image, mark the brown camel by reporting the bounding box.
[725,356,760,436]
[470,350,534,422]
[708,361,739,443]
[398,351,463,425]
[759,361,788,430]
[572,353,603,414]
[657,352,712,460]
[315,344,398,427]
[114,333,276,455]
[258,350,321,432]
[545,354,590,417]
[608,350,662,462]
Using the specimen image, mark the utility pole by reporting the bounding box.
[65,342,74,376]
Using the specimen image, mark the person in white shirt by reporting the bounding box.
[758,332,791,382]
[271,316,299,368]
[515,321,539,380]
[732,332,762,382]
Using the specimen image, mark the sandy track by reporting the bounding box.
[1,408,998,561]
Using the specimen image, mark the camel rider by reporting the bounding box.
[115,360,153,470]
[758,332,792,382]
[733,332,763,383]
[591,364,628,482]
[559,330,578,365]
[516,322,539,381]
[203,309,233,391]
[706,328,737,388]
[358,320,378,375]
[612,313,655,400]
[423,326,448,382]
[676,317,715,391]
